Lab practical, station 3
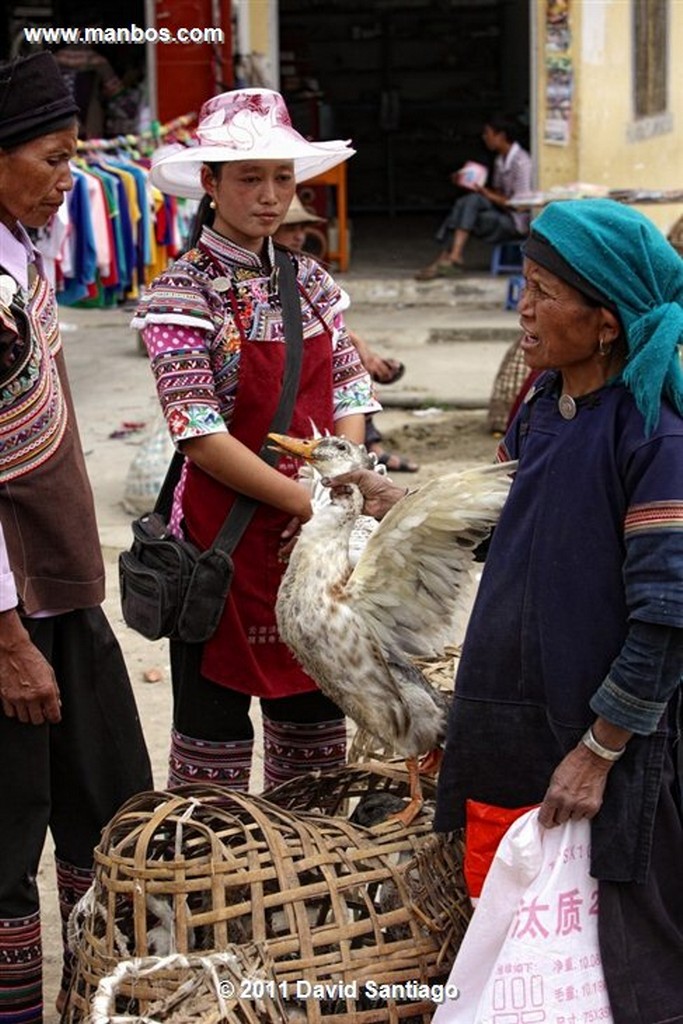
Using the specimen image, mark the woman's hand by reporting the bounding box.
[278,516,304,562]
[327,469,409,520]
[538,744,613,828]
[0,610,61,725]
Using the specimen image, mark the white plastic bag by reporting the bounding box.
[122,416,174,516]
[433,809,613,1023]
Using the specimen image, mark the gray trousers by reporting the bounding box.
[436,192,520,247]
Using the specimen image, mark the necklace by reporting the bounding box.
[558,394,577,420]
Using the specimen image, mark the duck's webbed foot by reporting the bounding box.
[388,756,424,826]
[417,747,443,777]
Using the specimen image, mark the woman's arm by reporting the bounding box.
[538,620,682,828]
[0,609,61,725]
[537,718,631,829]
[335,412,366,445]
[0,522,61,725]
[181,432,312,522]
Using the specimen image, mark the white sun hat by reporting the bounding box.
[150,88,355,199]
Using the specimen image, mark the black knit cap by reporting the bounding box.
[0,51,79,148]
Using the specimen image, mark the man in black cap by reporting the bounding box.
[0,50,152,1021]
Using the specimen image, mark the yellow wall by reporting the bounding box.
[534,0,683,233]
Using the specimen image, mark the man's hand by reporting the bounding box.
[0,610,61,725]
[326,469,409,521]
[538,744,612,828]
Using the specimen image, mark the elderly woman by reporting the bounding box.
[0,51,152,1019]
[134,89,380,792]
[334,200,683,1023]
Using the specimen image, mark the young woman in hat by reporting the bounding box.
[134,89,380,792]
[0,50,152,1021]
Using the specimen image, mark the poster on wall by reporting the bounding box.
[544,0,572,145]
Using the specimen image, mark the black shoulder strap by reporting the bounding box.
[153,449,185,518]
[154,247,304,556]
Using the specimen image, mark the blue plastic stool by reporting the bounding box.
[505,274,525,310]
[490,240,524,275]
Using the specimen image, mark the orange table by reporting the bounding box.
[306,163,350,272]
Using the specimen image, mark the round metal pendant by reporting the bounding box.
[558,394,577,420]
[212,276,231,293]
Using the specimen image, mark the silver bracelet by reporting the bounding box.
[581,726,626,762]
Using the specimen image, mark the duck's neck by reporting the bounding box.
[287,502,356,579]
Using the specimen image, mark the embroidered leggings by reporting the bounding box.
[169,640,346,791]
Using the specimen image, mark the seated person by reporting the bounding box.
[416,114,532,279]
[275,196,419,472]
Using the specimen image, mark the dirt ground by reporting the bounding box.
[40,406,500,1023]
[374,407,501,476]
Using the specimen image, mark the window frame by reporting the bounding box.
[629,0,671,141]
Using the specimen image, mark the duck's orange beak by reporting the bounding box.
[267,433,323,462]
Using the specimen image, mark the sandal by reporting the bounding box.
[375,451,420,473]
[414,263,447,281]
[436,261,465,276]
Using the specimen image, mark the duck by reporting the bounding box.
[269,432,517,824]
[290,431,383,565]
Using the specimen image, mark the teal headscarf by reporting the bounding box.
[530,198,683,434]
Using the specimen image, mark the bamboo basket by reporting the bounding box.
[668,213,683,256]
[88,946,287,1023]
[65,765,470,1024]
[486,335,527,433]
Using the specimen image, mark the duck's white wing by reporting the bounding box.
[344,461,517,657]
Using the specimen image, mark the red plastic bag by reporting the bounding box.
[464,799,538,898]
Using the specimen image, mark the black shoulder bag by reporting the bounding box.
[119,249,304,643]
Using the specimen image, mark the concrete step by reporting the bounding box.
[428,324,519,344]
[341,302,520,356]
[369,337,514,410]
[341,272,513,309]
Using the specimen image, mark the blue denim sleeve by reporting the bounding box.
[590,620,683,734]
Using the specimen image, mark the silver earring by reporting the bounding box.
[209,200,216,210]
[598,336,611,357]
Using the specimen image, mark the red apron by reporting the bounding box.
[182,292,334,699]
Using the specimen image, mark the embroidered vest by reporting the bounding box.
[0,273,104,613]
[0,273,67,481]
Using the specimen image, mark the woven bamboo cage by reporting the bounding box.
[88,946,287,1024]
[668,213,683,256]
[486,334,527,433]
[65,764,470,1024]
